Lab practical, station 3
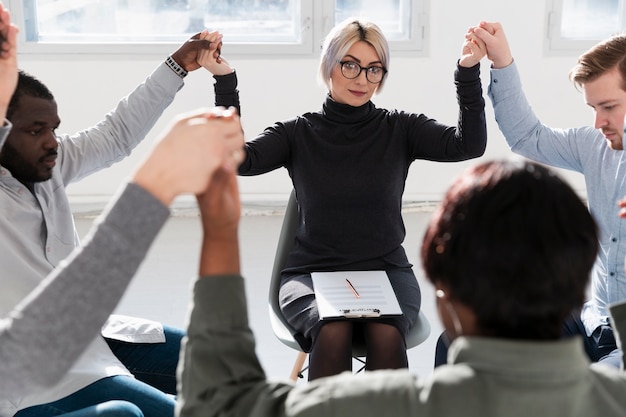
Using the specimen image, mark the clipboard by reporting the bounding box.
[311,271,403,319]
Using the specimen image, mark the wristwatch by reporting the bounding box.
[165,55,188,79]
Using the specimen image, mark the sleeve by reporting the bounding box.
[407,62,487,162]
[487,61,592,173]
[213,71,241,116]
[56,63,185,185]
[178,276,294,417]
[0,182,170,396]
[238,120,294,176]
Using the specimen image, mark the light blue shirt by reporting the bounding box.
[488,61,626,335]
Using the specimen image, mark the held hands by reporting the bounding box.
[459,28,487,68]
[471,21,514,69]
[197,30,234,76]
[132,107,244,206]
[171,30,223,73]
[0,3,18,119]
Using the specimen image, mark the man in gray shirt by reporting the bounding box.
[0,9,244,407]
[0,6,232,416]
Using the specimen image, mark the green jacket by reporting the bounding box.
[179,276,626,417]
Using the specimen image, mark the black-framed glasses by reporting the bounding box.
[339,61,387,84]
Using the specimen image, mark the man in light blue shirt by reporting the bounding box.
[469,21,626,367]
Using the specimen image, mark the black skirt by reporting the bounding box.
[279,267,421,352]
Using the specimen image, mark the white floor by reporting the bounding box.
[75,204,443,383]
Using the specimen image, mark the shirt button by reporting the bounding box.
[610,272,616,277]
[493,78,498,83]
[612,237,618,242]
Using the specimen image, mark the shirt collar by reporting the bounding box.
[448,335,590,378]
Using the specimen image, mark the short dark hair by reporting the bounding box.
[421,160,598,340]
[7,70,55,120]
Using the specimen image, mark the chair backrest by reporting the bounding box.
[268,189,431,355]
[268,190,303,350]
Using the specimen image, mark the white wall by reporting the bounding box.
[16,0,589,209]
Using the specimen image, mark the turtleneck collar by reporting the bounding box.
[321,94,376,124]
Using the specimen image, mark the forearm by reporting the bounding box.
[60,63,184,180]
[198,233,240,276]
[214,71,241,116]
[454,62,487,158]
[0,182,169,395]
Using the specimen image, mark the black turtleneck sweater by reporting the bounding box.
[237,63,486,274]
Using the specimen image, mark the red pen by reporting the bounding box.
[345,279,360,299]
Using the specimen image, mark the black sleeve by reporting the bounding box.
[453,62,487,158]
[214,71,241,116]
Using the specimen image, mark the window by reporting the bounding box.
[546,0,626,54]
[8,0,428,56]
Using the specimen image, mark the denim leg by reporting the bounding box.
[433,331,451,368]
[562,312,619,366]
[16,400,144,417]
[105,325,184,395]
[14,375,175,417]
[562,312,598,360]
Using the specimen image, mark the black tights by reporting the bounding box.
[307,321,408,381]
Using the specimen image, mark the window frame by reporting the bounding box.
[545,0,626,55]
[7,0,428,57]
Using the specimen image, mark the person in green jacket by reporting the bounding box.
[179,158,626,417]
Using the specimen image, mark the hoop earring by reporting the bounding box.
[436,289,463,336]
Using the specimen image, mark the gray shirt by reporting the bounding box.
[0,62,183,414]
[0,181,169,398]
[178,275,626,417]
[488,61,626,335]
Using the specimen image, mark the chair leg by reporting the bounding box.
[289,351,308,382]
[354,356,366,373]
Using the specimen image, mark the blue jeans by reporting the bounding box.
[562,312,622,367]
[105,325,184,395]
[15,325,184,417]
[14,375,175,417]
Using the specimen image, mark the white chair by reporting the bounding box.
[268,190,431,380]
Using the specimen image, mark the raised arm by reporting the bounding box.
[0,107,244,396]
[471,21,514,69]
[196,31,241,115]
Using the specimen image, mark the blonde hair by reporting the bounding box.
[318,18,390,92]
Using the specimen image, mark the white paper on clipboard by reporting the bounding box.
[311,270,403,319]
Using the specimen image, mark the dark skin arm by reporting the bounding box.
[197,168,241,277]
